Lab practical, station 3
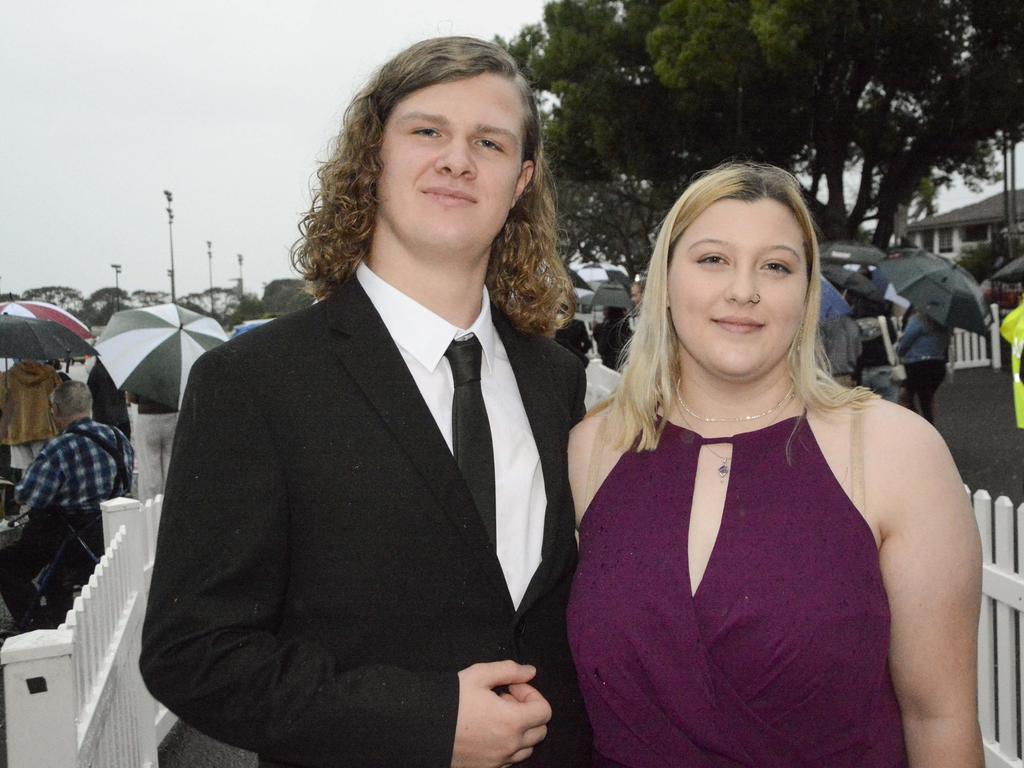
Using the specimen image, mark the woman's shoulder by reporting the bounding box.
[569,409,629,523]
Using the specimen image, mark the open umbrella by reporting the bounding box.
[589,283,632,310]
[819,277,852,322]
[573,263,631,289]
[992,255,1024,284]
[93,304,228,409]
[820,241,887,266]
[821,264,886,303]
[876,253,991,336]
[0,300,91,340]
[0,315,97,361]
[567,269,592,291]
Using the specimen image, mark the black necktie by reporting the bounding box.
[445,336,496,547]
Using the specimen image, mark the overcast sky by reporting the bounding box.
[2,1,1020,300]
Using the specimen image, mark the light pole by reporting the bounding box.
[163,190,176,303]
[207,240,215,315]
[110,264,122,312]
[237,253,244,298]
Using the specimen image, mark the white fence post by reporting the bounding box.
[3,494,175,767]
[992,302,1003,371]
[975,489,996,744]
[2,630,77,768]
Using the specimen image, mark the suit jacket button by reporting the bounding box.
[515,621,526,639]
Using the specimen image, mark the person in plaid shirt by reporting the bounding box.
[0,380,133,629]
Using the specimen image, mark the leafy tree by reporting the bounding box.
[20,286,85,313]
[130,289,170,307]
[262,279,312,315]
[229,294,266,327]
[558,177,663,276]
[81,287,132,327]
[512,0,1024,246]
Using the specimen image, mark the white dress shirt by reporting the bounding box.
[356,264,546,608]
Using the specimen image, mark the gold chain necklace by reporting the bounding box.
[675,387,795,424]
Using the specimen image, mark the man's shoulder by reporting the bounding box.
[202,302,332,366]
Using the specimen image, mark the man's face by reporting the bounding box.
[372,74,535,267]
[630,282,642,307]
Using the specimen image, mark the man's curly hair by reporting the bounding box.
[291,36,573,336]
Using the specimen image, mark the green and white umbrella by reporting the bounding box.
[94,304,228,409]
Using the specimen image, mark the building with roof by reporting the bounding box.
[906,190,1023,260]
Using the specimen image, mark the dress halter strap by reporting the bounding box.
[850,407,866,511]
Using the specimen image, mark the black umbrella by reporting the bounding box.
[0,315,98,361]
[876,253,991,335]
[992,255,1024,284]
[820,265,886,303]
[590,283,633,309]
[821,241,887,266]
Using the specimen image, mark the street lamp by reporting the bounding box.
[207,240,214,314]
[110,264,122,312]
[163,190,176,303]
[237,253,244,298]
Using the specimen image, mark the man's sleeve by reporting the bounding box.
[569,353,587,425]
[139,349,458,768]
[15,448,62,509]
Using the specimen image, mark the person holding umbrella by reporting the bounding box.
[897,307,951,424]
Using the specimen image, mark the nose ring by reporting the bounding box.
[751,293,761,304]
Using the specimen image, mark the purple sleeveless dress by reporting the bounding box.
[567,416,907,767]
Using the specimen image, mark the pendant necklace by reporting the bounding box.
[704,443,731,482]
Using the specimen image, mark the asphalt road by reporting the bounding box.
[1,364,1020,768]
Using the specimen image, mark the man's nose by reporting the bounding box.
[434,139,476,177]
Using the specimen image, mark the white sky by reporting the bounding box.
[1,0,546,299]
[2,1,1020,300]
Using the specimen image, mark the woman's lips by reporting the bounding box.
[714,317,764,334]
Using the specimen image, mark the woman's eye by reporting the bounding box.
[697,254,725,265]
[765,262,793,274]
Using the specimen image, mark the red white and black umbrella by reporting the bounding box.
[0,301,92,340]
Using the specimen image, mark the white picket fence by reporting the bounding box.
[951,309,1002,371]
[976,489,1024,768]
[1,496,176,768]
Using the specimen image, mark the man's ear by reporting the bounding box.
[513,160,535,207]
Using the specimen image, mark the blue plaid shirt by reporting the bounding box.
[15,418,134,514]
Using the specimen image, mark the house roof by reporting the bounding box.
[907,189,1024,231]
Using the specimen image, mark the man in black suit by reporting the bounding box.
[140,37,590,768]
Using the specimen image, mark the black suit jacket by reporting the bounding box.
[140,278,592,768]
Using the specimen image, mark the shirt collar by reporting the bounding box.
[356,263,495,374]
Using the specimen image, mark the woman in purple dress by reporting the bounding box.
[567,163,982,767]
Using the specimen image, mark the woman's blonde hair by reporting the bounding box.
[599,161,874,451]
[290,36,572,335]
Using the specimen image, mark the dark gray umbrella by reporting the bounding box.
[590,283,633,309]
[821,265,886,303]
[877,253,991,335]
[821,241,887,266]
[991,255,1024,284]
[0,315,97,361]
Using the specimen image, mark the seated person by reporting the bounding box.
[0,381,133,630]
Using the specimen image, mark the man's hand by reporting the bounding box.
[451,661,552,768]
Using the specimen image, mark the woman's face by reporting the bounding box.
[666,198,809,384]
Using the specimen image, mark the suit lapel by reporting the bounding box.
[323,280,514,612]
[493,312,570,619]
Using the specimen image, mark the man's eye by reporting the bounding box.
[478,139,503,151]
[413,128,440,137]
